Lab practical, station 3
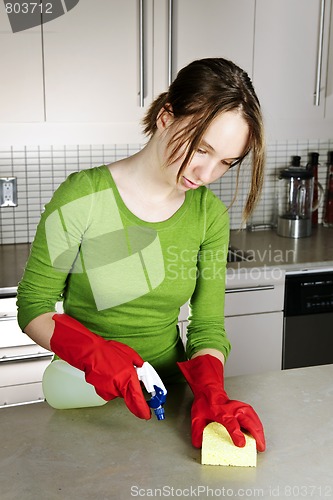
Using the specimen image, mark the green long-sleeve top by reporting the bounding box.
[17,165,231,382]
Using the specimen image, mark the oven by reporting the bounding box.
[282,270,333,369]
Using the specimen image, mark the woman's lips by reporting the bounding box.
[182,176,201,189]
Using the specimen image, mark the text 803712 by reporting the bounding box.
[5,2,53,14]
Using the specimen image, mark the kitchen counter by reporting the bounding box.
[1,364,332,499]
[228,225,333,273]
[0,243,30,295]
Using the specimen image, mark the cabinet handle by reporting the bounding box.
[226,285,275,294]
[0,315,17,321]
[168,0,174,85]
[0,287,17,297]
[139,0,145,107]
[0,352,53,364]
[314,0,326,106]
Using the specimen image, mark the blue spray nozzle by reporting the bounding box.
[147,385,167,420]
[135,363,167,421]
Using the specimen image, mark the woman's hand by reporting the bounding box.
[50,314,151,419]
[178,354,266,451]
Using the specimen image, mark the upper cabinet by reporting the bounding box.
[253,0,333,140]
[1,0,332,143]
[0,5,44,122]
[325,0,333,123]
[42,0,255,143]
[153,0,255,98]
[43,0,154,132]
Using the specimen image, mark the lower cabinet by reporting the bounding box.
[224,269,285,377]
[224,312,283,377]
[178,269,285,377]
[0,297,53,407]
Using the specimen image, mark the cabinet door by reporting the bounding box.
[224,312,283,377]
[153,0,255,97]
[178,319,188,347]
[43,0,153,130]
[324,2,333,121]
[0,382,46,407]
[253,0,332,140]
[0,6,44,122]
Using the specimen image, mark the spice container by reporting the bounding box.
[306,152,320,226]
[323,151,333,227]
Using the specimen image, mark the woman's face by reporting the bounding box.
[164,110,250,192]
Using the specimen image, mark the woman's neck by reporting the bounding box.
[109,139,181,203]
[106,139,186,223]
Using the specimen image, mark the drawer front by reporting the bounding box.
[225,284,285,316]
[0,355,53,387]
[225,269,285,316]
[224,312,283,377]
[0,382,45,407]
[0,297,17,315]
[0,317,37,348]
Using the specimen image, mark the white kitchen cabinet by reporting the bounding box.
[176,268,285,376]
[43,0,153,130]
[253,0,333,140]
[153,0,255,97]
[325,2,333,121]
[178,303,189,346]
[0,297,53,407]
[223,269,285,377]
[177,320,188,347]
[0,5,44,122]
[224,312,283,377]
[41,0,255,143]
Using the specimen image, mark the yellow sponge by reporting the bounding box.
[201,422,257,467]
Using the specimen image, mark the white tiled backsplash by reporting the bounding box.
[0,140,332,244]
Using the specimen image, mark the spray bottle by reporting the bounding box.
[43,359,167,420]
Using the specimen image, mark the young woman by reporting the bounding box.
[17,58,266,452]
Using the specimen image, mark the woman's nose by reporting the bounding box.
[193,162,218,185]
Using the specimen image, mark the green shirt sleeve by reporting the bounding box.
[185,189,231,360]
[16,170,94,330]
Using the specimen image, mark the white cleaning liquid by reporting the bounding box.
[42,360,107,409]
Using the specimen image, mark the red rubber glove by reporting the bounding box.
[50,314,151,420]
[177,354,266,451]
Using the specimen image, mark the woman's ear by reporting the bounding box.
[156,104,174,131]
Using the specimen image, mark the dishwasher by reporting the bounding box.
[282,270,333,369]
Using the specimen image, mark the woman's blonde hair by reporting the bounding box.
[142,58,265,222]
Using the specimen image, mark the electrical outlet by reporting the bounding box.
[0,177,18,207]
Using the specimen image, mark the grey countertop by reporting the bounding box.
[0,243,30,294]
[1,364,332,499]
[228,225,333,273]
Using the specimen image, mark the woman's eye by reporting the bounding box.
[221,160,232,167]
[197,149,206,155]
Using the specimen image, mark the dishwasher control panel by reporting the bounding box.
[284,271,333,316]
